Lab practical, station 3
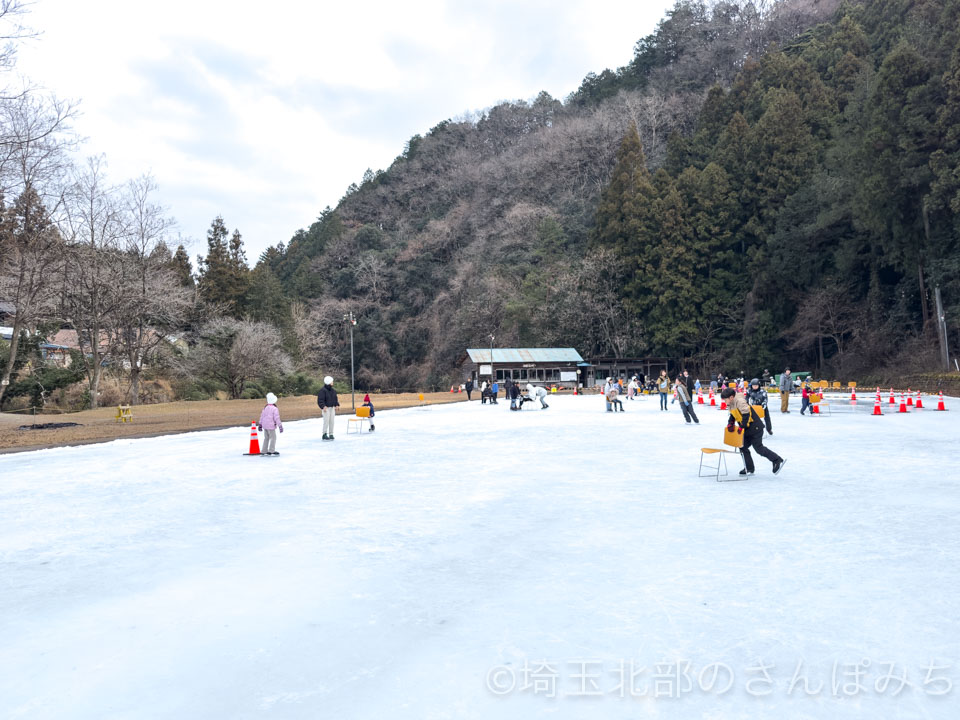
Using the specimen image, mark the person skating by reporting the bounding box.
[721,387,785,476]
[745,378,773,434]
[800,378,813,416]
[490,380,499,404]
[480,380,488,404]
[509,381,521,410]
[606,380,624,412]
[674,377,699,424]
[683,370,695,399]
[362,393,376,431]
[657,370,670,411]
[779,368,793,413]
[465,379,474,401]
[628,376,638,400]
[317,375,340,440]
[762,369,771,388]
[257,392,284,455]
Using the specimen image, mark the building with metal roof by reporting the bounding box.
[459,348,585,387]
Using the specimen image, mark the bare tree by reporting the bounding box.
[111,175,191,404]
[182,317,292,399]
[58,156,126,408]
[786,282,861,373]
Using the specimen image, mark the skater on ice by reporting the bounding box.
[508,380,521,410]
[657,370,670,411]
[745,377,773,433]
[604,378,624,412]
[674,376,699,424]
[257,393,284,455]
[800,377,814,416]
[779,368,793,413]
[317,376,340,440]
[362,394,376,431]
[525,383,549,409]
[721,387,785,476]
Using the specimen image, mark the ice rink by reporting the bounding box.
[1,391,959,719]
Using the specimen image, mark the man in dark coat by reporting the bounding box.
[465,379,474,401]
[317,375,340,440]
[722,388,784,476]
[683,370,695,398]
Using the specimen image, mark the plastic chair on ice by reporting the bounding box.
[699,425,747,482]
[347,406,372,434]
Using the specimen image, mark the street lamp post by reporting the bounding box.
[489,334,495,384]
[344,311,356,410]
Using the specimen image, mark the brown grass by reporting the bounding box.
[0,392,467,454]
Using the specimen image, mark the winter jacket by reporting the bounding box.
[605,384,619,401]
[779,373,792,393]
[746,386,773,433]
[258,404,283,431]
[509,383,521,400]
[684,374,695,397]
[727,393,763,437]
[465,380,473,393]
[527,384,547,400]
[657,376,670,392]
[317,384,340,409]
[676,383,692,405]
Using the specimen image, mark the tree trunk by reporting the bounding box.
[0,319,24,404]
[89,356,102,409]
[918,262,930,329]
[130,364,141,406]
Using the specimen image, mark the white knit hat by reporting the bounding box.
[324,376,334,385]
[266,392,277,404]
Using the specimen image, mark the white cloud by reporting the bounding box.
[14,0,675,260]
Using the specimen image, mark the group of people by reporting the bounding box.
[467,377,549,410]
[252,375,378,455]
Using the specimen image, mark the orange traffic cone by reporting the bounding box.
[935,391,947,411]
[915,391,924,409]
[850,387,857,402]
[888,388,895,405]
[244,422,261,456]
[872,394,883,415]
[906,389,913,406]
[898,392,908,413]
[709,387,716,406]
[719,397,727,411]
[697,387,704,405]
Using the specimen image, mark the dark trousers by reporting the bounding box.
[659,392,668,410]
[680,402,699,423]
[742,433,782,473]
[801,397,811,414]
[466,389,472,400]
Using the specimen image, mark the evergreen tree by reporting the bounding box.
[196,216,250,316]
[171,244,195,288]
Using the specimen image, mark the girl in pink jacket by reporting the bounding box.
[258,392,284,455]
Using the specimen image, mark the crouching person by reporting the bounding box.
[721,387,785,476]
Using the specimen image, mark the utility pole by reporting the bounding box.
[344,311,356,410]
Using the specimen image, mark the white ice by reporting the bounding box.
[1,392,959,719]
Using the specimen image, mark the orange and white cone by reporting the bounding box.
[850,387,857,402]
[719,397,727,411]
[936,391,947,411]
[888,388,895,405]
[898,392,908,413]
[709,387,716,406]
[872,394,883,416]
[697,387,704,405]
[906,389,913,406]
[244,422,261,456]
[915,391,924,409]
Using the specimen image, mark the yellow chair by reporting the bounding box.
[699,448,746,481]
[347,406,371,434]
[115,405,132,423]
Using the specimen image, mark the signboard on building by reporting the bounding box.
[560,371,577,382]
[479,364,492,376]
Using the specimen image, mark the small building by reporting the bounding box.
[459,348,585,387]
[584,357,673,387]
[0,300,15,325]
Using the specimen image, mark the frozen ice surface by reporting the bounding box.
[1,393,958,719]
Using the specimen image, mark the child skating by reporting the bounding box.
[257,393,284,455]
[721,387,785,476]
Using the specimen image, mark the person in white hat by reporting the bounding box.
[317,376,340,440]
[258,392,283,455]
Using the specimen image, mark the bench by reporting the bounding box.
[347,406,371,434]
[115,405,132,423]
[699,448,746,481]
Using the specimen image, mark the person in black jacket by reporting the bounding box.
[745,377,773,434]
[509,381,521,410]
[465,378,474,401]
[722,388,784,476]
[317,375,340,440]
[683,370,695,399]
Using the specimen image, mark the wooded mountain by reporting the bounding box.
[254,0,960,389]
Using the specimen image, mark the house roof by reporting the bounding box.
[0,300,15,315]
[465,348,584,364]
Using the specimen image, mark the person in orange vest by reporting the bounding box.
[723,388,785,476]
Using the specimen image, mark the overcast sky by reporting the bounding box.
[14,0,675,262]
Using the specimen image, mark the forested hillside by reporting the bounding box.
[255,0,959,388]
